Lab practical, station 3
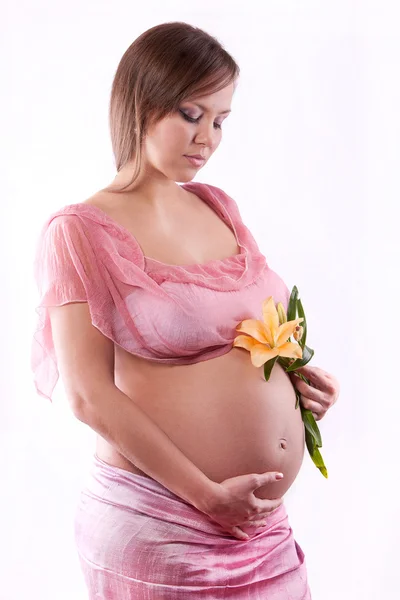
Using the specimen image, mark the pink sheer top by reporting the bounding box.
[31,182,290,402]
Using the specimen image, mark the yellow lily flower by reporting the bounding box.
[233,296,304,368]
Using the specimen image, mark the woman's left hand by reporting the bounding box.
[288,365,340,421]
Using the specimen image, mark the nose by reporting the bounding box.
[194,121,218,148]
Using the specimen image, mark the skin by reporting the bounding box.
[289,365,340,420]
[91,82,340,499]
[103,83,233,209]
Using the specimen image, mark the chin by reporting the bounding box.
[176,174,197,183]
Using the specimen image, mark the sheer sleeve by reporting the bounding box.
[31,214,103,402]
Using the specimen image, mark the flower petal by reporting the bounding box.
[235,319,270,344]
[275,318,304,346]
[277,342,303,359]
[232,334,260,351]
[250,344,279,368]
[262,297,280,339]
[260,322,275,347]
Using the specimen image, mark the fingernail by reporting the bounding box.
[276,473,284,479]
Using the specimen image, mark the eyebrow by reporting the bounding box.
[188,102,232,115]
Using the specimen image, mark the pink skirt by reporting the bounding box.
[74,454,311,599]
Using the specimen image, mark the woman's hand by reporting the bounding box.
[200,471,284,540]
[289,364,340,421]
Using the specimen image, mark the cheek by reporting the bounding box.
[146,132,180,162]
[160,122,190,152]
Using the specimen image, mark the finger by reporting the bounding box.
[231,526,249,540]
[298,366,335,394]
[247,512,274,522]
[299,387,332,415]
[300,396,324,416]
[246,519,268,528]
[295,365,321,387]
[250,472,284,491]
[258,497,283,513]
[293,378,322,402]
[242,512,272,526]
[297,364,322,377]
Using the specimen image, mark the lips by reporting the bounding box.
[184,155,206,167]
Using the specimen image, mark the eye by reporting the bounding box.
[179,109,222,130]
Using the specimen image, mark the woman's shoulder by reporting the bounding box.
[80,189,119,211]
[185,180,241,216]
[34,193,128,259]
[200,182,244,225]
[42,190,120,233]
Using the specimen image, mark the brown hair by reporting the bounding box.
[107,21,240,192]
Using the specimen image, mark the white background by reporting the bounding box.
[2,1,399,599]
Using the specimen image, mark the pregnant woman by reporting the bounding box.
[31,22,339,599]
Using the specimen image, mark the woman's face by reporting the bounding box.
[142,82,235,182]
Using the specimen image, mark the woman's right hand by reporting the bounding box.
[201,471,284,540]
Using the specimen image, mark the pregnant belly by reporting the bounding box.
[102,346,305,499]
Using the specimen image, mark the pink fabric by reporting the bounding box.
[74,454,311,599]
[31,182,290,402]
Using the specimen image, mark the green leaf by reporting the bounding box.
[301,407,322,447]
[296,297,307,348]
[305,427,315,455]
[263,355,279,381]
[310,447,328,479]
[287,286,299,322]
[304,429,328,478]
[286,345,314,371]
[295,389,301,409]
[297,373,311,386]
[277,357,291,369]
[285,286,326,478]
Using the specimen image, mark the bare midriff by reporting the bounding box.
[95,345,305,500]
[90,184,305,501]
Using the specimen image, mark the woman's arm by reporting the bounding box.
[49,301,218,512]
[48,300,286,541]
[77,381,218,510]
